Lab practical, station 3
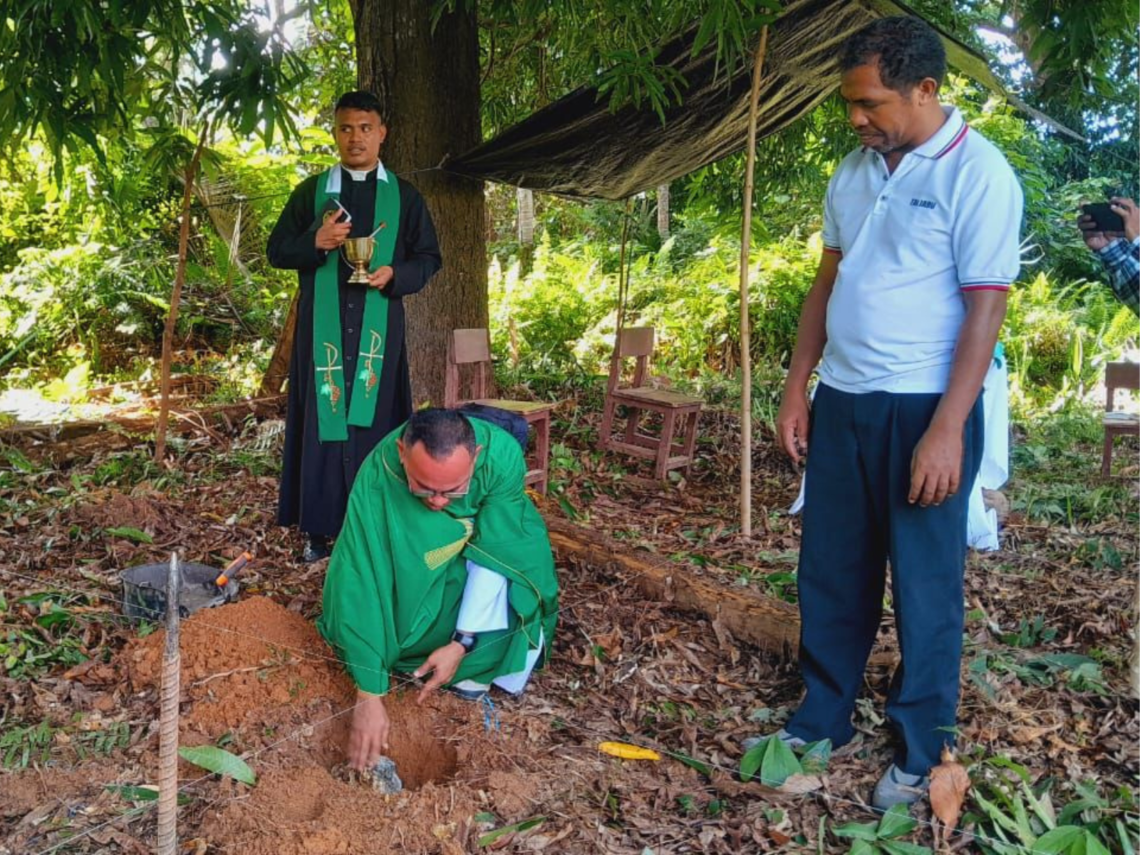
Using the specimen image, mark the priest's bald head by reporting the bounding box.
[333,90,387,171]
[397,409,482,511]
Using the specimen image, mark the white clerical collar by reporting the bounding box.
[342,161,389,183]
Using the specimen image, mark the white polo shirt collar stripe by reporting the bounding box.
[911,107,968,159]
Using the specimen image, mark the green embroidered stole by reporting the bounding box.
[312,166,400,441]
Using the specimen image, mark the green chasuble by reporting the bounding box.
[317,419,559,695]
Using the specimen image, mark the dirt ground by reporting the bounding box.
[0,402,1137,853]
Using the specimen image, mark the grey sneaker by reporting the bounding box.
[741,728,807,753]
[872,763,930,809]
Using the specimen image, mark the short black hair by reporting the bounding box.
[839,16,947,93]
[403,408,477,459]
[334,90,385,122]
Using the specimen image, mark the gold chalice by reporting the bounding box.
[342,237,375,284]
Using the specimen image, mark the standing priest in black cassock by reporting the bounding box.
[268,90,442,563]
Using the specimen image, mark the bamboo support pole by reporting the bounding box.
[156,552,181,854]
[738,25,769,539]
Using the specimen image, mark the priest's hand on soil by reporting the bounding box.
[316,211,351,250]
[366,265,394,291]
[348,691,391,770]
[414,642,465,703]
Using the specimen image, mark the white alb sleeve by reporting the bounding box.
[456,560,510,634]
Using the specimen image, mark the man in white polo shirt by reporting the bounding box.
[757,16,1022,808]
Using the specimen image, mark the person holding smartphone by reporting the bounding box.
[1078,196,1139,316]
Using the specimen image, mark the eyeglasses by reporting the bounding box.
[408,483,471,500]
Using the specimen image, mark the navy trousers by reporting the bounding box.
[787,383,983,776]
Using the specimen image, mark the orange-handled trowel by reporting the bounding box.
[214,552,252,588]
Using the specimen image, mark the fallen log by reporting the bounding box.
[1,396,286,451]
[545,516,900,668]
[544,516,801,658]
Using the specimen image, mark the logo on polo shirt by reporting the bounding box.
[910,198,938,210]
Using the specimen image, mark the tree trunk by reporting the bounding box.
[155,125,210,461]
[261,290,297,396]
[352,0,486,407]
[656,183,670,238]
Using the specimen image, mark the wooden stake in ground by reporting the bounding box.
[155,125,211,462]
[156,552,182,854]
[738,25,769,538]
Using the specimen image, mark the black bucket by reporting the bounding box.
[121,562,239,622]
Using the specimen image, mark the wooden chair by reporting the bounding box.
[599,327,703,479]
[444,328,555,494]
[1102,360,1140,476]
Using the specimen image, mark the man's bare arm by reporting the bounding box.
[775,251,841,463]
[908,289,1007,506]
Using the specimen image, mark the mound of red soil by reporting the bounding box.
[122,596,353,737]
[115,596,550,854]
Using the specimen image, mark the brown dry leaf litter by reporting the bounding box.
[0,395,1136,854]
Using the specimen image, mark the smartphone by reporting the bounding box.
[1081,202,1124,232]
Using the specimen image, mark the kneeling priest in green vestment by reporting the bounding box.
[318,407,559,769]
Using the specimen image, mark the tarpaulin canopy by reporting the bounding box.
[447,0,1079,200]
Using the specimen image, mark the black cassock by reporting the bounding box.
[268,166,442,537]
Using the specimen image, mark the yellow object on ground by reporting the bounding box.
[598,742,661,761]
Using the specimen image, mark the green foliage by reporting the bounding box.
[1,720,56,769]
[968,650,1109,698]
[999,615,1057,649]
[964,758,1138,855]
[471,0,781,138]
[489,216,816,390]
[0,591,97,680]
[1004,271,1135,413]
[0,719,132,768]
[832,804,930,855]
[739,734,830,786]
[1,0,307,173]
[178,744,257,785]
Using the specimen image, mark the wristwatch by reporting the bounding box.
[451,631,477,653]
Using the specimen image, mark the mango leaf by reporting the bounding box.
[832,820,880,841]
[105,526,154,544]
[878,804,919,839]
[881,841,935,855]
[105,784,191,805]
[106,784,159,801]
[739,734,802,786]
[1032,826,1083,854]
[1083,831,1112,855]
[478,816,545,847]
[798,738,832,774]
[671,749,712,777]
[1115,819,1136,855]
[178,745,256,785]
